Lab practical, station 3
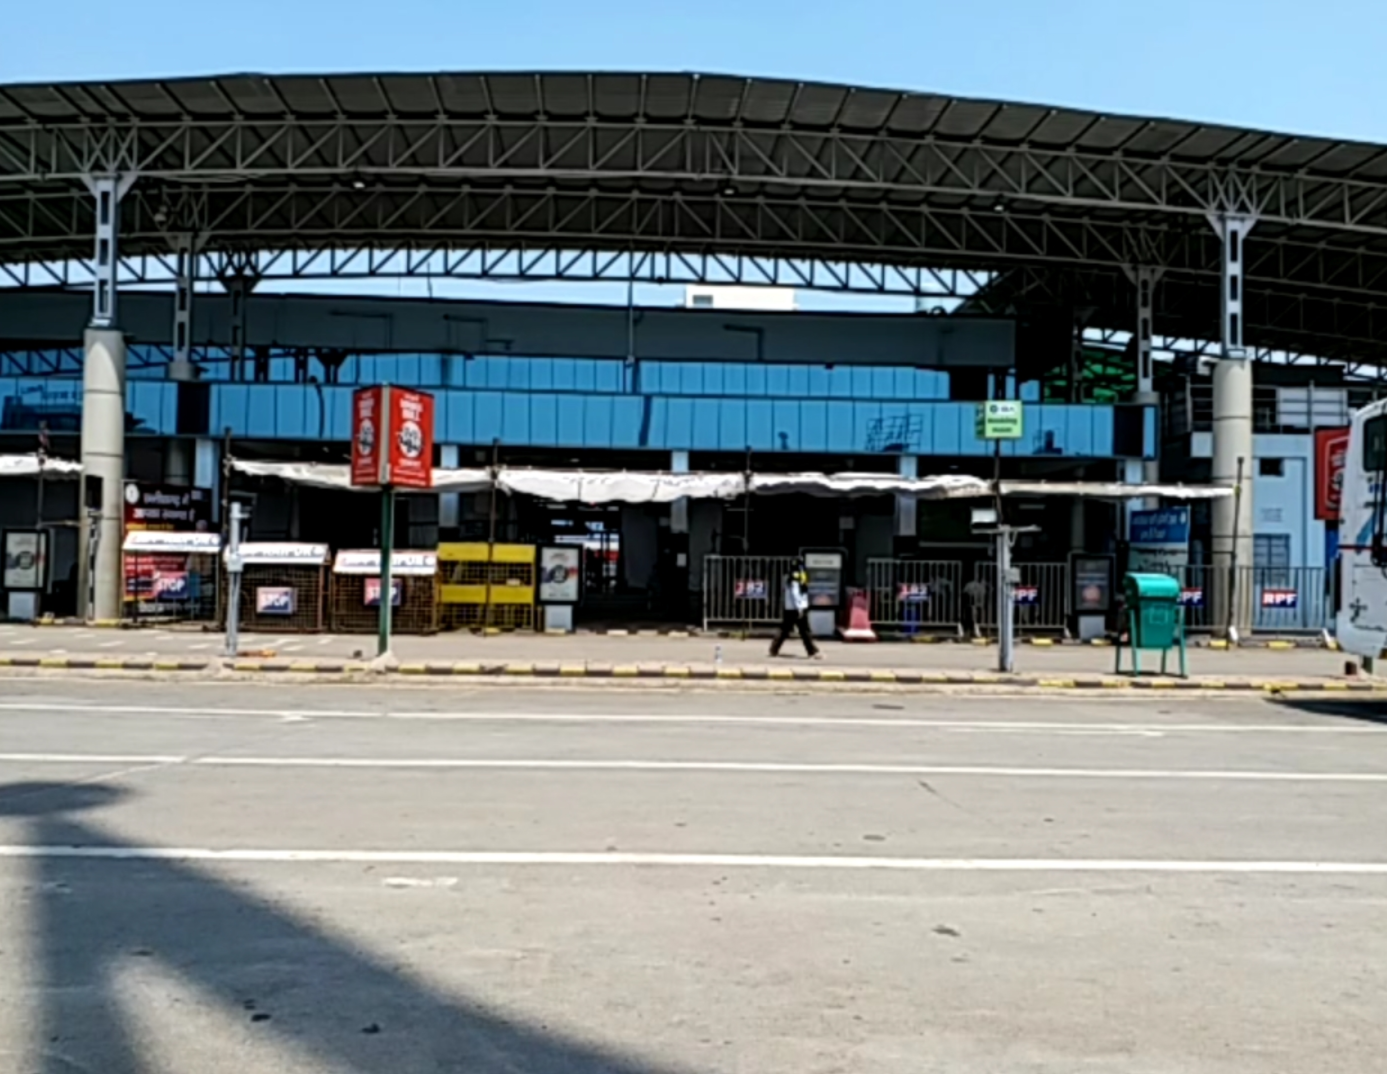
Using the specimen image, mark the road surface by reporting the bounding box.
[1,679,1385,1072]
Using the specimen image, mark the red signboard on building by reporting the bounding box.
[387,387,434,489]
[1314,426,1351,521]
[350,386,434,488]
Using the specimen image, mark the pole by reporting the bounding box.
[482,438,500,631]
[742,446,753,553]
[378,485,395,657]
[224,502,244,658]
[997,527,1015,673]
[1225,454,1245,639]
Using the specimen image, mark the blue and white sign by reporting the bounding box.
[1129,507,1191,577]
[255,586,297,615]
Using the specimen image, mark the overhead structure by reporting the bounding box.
[3,69,1378,630]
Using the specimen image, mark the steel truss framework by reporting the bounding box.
[3,71,1387,368]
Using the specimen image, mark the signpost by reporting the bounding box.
[975,400,1024,440]
[1128,507,1191,578]
[351,385,435,657]
[975,397,1030,672]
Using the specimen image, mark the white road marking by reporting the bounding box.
[47,649,66,655]
[186,643,212,651]
[316,637,334,645]
[2,751,1386,783]
[8,638,34,646]
[97,640,124,649]
[0,700,1376,735]
[0,753,186,764]
[3,845,1387,875]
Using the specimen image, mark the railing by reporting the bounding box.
[1176,565,1331,635]
[702,555,797,631]
[973,561,1071,634]
[866,559,966,634]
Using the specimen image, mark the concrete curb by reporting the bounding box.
[0,654,1374,692]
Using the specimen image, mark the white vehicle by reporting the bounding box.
[1337,398,1387,662]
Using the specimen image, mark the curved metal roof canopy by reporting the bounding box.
[2,71,1387,362]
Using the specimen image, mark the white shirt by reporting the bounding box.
[784,576,809,613]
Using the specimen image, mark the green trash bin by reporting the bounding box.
[1116,572,1187,678]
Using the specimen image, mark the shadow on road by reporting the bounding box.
[1,781,693,1074]
[1270,698,1387,726]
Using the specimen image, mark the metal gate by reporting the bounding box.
[867,559,965,634]
[973,561,1069,634]
[702,555,796,631]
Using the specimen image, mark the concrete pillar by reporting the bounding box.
[670,450,690,534]
[1121,265,1164,538]
[438,445,460,536]
[79,328,127,621]
[1208,212,1258,634]
[194,438,220,520]
[895,454,918,544]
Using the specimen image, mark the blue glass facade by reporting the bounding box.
[0,351,1156,458]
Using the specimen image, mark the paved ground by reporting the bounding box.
[0,622,1347,680]
[2,679,1387,1072]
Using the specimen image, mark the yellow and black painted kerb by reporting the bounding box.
[0,653,1376,692]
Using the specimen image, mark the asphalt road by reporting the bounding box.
[2,681,1386,1073]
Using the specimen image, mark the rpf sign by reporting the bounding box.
[351,386,435,489]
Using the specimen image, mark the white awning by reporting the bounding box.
[499,469,746,503]
[993,481,1235,500]
[0,454,82,478]
[123,531,223,554]
[230,459,490,492]
[233,542,331,566]
[332,549,439,575]
[752,472,990,498]
[229,458,1230,504]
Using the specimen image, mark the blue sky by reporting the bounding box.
[5,0,1384,140]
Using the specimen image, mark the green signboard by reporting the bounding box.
[975,400,1024,440]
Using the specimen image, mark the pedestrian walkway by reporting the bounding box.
[0,622,1360,689]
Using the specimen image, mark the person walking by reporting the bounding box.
[770,558,821,658]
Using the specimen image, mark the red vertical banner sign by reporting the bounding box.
[351,386,384,487]
[387,388,435,489]
[1314,426,1350,522]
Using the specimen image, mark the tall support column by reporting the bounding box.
[79,174,135,622]
[1122,265,1165,519]
[895,454,918,555]
[670,450,690,534]
[165,233,198,484]
[221,254,258,381]
[1208,212,1258,635]
[80,328,128,621]
[438,445,461,538]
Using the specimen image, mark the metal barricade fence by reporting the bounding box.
[867,559,965,634]
[702,555,796,631]
[973,561,1070,634]
[1176,565,1330,635]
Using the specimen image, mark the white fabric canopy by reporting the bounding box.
[229,459,1229,505]
[0,454,82,478]
[992,480,1234,500]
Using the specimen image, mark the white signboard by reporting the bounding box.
[332,550,438,576]
[539,546,581,603]
[122,531,223,555]
[236,543,330,566]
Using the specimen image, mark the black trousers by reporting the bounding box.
[770,609,819,656]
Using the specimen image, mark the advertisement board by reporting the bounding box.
[1128,507,1190,577]
[350,387,383,487]
[387,388,435,489]
[333,550,438,575]
[255,586,298,615]
[3,530,47,590]
[350,386,435,488]
[1314,427,1351,522]
[1071,555,1113,613]
[539,546,581,603]
[124,555,191,603]
[363,577,404,607]
[123,482,213,532]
